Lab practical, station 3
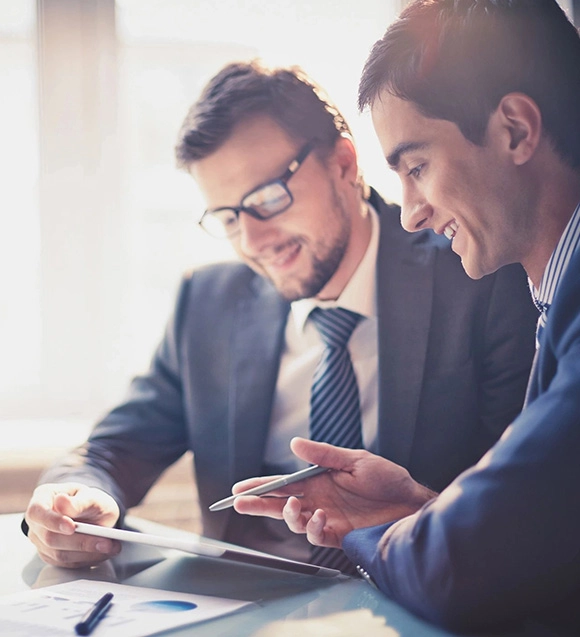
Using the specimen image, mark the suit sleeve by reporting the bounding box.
[39,275,192,518]
[343,289,580,633]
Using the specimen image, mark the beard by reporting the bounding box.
[272,236,349,301]
[264,185,351,302]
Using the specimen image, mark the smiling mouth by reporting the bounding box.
[259,241,302,270]
[443,221,458,241]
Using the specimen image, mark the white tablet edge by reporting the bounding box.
[74,522,341,578]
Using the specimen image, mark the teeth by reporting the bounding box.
[443,221,458,240]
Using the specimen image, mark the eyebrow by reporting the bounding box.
[386,141,429,170]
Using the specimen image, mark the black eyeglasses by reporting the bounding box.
[198,141,314,239]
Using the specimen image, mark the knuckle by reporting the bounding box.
[78,536,102,553]
[26,501,45,522]
[42,552,76,568]
[37,547,70,567]
[51,548,72,564]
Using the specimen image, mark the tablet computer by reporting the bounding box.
[75,522,341,579]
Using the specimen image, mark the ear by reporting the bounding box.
[331,133,359,182]
[494,93,542,166]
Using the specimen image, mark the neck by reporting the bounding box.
[316,201,373,301]
[521,163,580,288]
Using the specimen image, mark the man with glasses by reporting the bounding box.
[22,60,536,571]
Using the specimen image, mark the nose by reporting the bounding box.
[236,211,277,255]
[400,184,433,233]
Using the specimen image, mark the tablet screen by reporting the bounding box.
[75,522,341,578]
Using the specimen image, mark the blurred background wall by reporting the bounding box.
[0,0,407,522]
[0,0,407,446]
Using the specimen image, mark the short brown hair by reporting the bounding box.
[359,0,580,168]
[176,59,352,170]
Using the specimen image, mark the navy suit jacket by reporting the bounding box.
[41,191,537,559]
[344,247,580,635]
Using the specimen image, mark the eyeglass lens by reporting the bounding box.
[201,181,292,238]
[200,141,312,238]
[201,208,238,238]
[242,182,292,216]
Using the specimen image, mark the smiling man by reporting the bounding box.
[232,2,580,634]
[377,93,543,283]
[190,118,370,303]
[22,60,537,576]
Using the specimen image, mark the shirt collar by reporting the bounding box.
[530,201,580,312]
[291,203,379,332]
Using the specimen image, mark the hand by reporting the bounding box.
[24,482,122,568]
[233,438,436,548]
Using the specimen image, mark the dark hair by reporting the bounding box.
[358,0,580,168]
[175,60,351,169]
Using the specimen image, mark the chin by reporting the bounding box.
[461,256,500,281]
[277,277,326,302]
[272,278,308,302]
[459,254,485,280]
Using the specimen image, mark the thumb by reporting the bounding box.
[52,493,84,534]
[290,437,361,470]
[54,488,120,527]
[53,492,84,520]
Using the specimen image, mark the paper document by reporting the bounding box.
[0,579,253,636]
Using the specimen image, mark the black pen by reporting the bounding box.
[75,592,113,636]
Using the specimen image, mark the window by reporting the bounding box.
[0,0,402,448]
[0,2,39,400]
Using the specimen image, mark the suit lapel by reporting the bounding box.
[228,278,289,485]
[523,349,540,407]
[374,198,436,466]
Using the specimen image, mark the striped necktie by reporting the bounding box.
[309,307,363,448]
[308,307,362,574]
[535,305,549,350]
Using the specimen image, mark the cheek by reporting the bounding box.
[284,197,332,238]
[430,165,479,214]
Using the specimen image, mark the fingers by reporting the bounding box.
[282,501,342,548]
[290,437,363,471]
[305,509,340,548]
[282,496,311,534]
[26,487,80,541]
[53,491,86,520]
[28,525,122,568]
[25,483,121,568]
[53,489,119,528]
[233,495,286,519]
[232,475,284,495]
[305,509,326,543]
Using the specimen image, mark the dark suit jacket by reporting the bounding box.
[41,191,537,556]
[344,247,580,635]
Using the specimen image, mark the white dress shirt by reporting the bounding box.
[263,205,379,471]
[529,201,580,348]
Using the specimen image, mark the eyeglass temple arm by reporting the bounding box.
[279,141,315,184]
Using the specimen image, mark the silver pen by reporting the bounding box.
[209,464,329,511]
